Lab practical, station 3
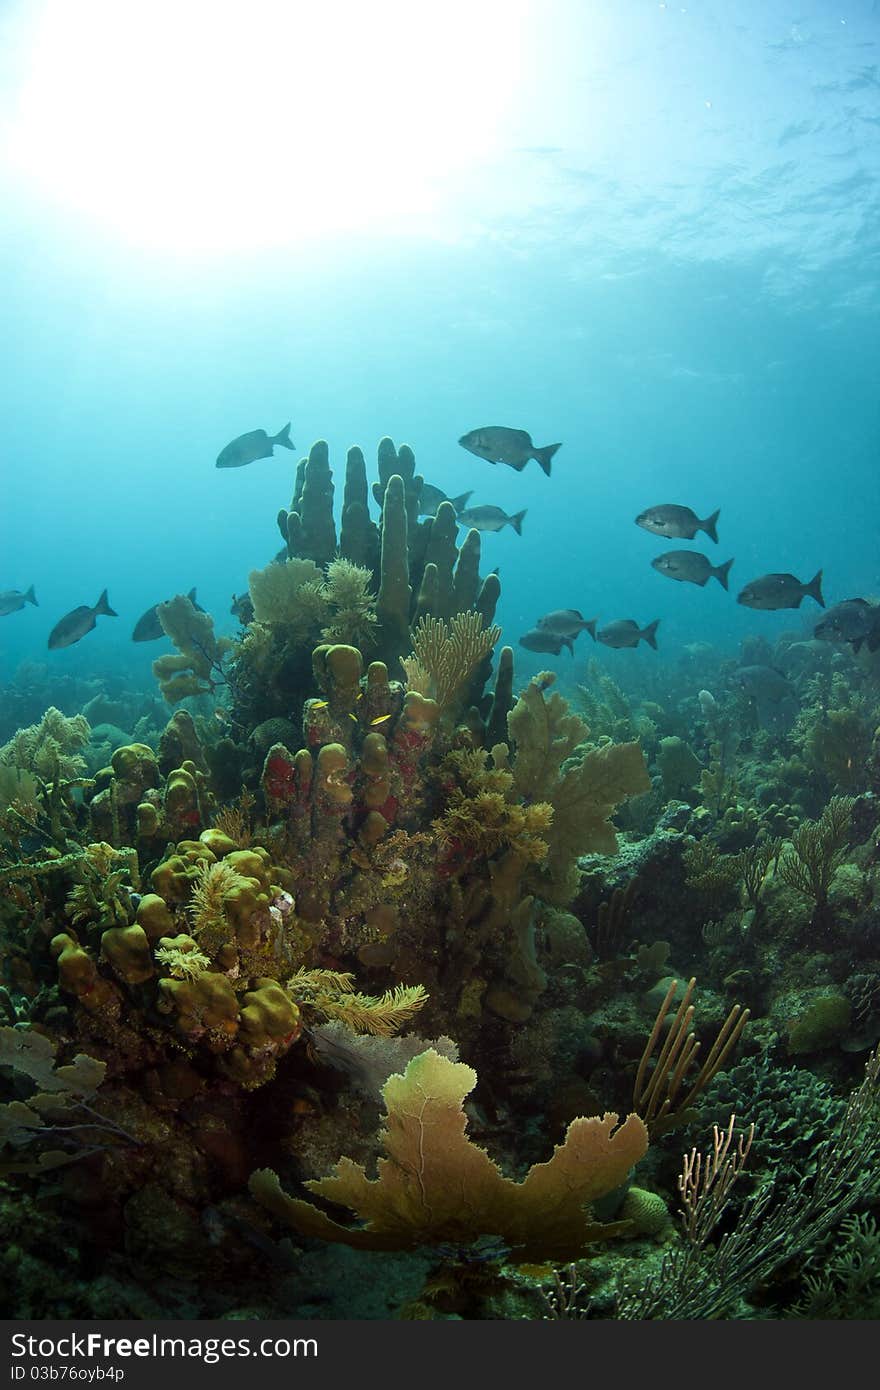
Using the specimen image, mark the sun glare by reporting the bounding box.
[1,0,527,254]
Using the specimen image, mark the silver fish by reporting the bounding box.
[48,589,117,650]
[419,485,473,517]
[590,618,660,650]
[457,505,526,535]
[519,628,574,656]
[737,570,824,611]
[651,551,734,590]
[636,504,720,543]
[536,609,596,639]
[0,585,37,617]
[216,423,295,468]
[814,598,880,653]
[132,588,202,642]
[458,426,560,476]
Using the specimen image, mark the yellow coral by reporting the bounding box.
[0,706,91,783]
[320,558,378,649]
[187,858,249,941]
[154,935,212,979]
[508,681,650,904]
[248,558,327,630]
[153,595,234,702]
[288,968,428,1037]
[405,612,501,713]
[250,1048,649,1260]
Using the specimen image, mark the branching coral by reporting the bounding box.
[153,938,212,979]
[795,675,873,794]
[403,612,502,714]
[591,877,639,960]
[153,595,235,703]
[186,857,250,951]
[0,707,91,783]
[777,795,855,912]
[248,556,378,653]
[633,977,749,1137]
[432,747,554,866]
[683,839,741,903]
[619,1046,880,1319]
[733,837,783,912]
[288,968,428,1037]
[508,676,650,904]
[320,558,379,650]
[65,841,138,930]
[250,1048,649,1260]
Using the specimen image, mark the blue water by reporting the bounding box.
[0,0,878,695]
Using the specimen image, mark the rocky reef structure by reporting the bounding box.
[2,437,879,1320]
[0,437,666,1317]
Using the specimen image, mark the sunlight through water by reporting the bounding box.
[0,0,532,254]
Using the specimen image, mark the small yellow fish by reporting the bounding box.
[348,713,359,722]
[312,700,329,710]
[370,714,392,726]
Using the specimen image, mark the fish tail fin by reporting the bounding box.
[805,569,824,608]
[702,508,720,544]
[641,619,660,650]
[24,585,37,607]
[585,618,598,640]
[450,490,474,513]
[95,589,117,618]
[510,509,527,536]
[714,557,734,591]
[274,422,296,451]
[533,443,561,477]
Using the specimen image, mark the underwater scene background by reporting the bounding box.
[0,0,879,1320]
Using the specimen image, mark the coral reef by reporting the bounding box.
[3,434,880,1321]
